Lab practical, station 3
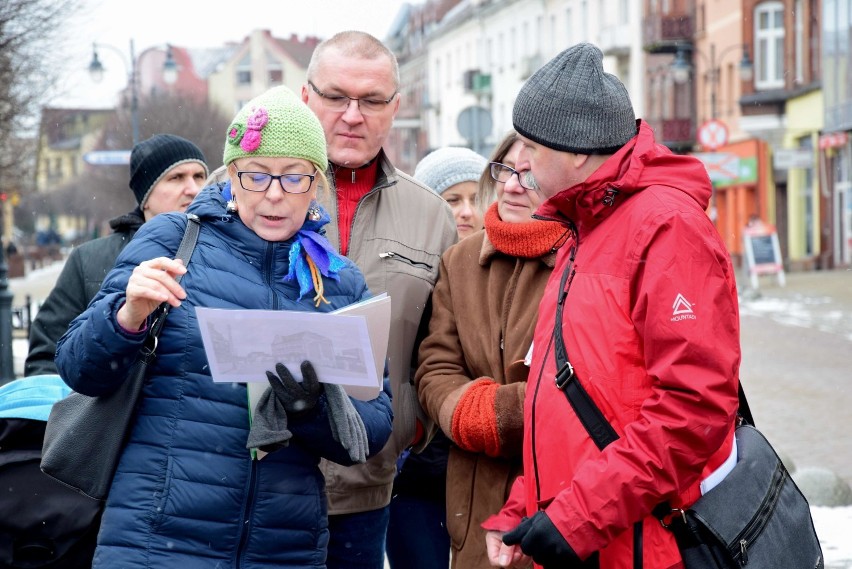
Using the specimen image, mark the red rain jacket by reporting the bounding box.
[484,121,741,569]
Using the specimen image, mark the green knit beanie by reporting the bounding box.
[223,86,328,171]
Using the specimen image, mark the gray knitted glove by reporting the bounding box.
[325,383,369,463]
[245,385,293,452]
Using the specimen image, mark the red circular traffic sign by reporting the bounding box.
[698,119,729,151]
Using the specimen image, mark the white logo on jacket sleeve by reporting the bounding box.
[671,293,696,321]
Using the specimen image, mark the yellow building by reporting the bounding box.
[34,108,115,240]
[780,88,823,269]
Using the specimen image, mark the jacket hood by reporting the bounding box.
[535,120,712,232]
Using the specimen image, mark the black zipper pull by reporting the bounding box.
[739,539,748,566]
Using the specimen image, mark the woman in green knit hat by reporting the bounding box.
[55,86,393,569]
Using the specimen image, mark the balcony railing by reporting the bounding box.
[648,118,694,150]
[644,14,694,53]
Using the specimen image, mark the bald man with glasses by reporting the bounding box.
[302,30,457,569]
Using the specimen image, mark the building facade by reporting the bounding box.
[387,0,646,166]
[207,30,319,118]
[822,0,852,267]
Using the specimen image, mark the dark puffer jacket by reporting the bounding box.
[25,209,144,376]
[55,184,394,569]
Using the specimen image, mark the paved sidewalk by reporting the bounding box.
[738,267,852,341]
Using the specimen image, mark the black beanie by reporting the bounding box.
[129,134,208,207]
[512,43,637,155]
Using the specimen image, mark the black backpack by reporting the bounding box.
[0,382,102,569]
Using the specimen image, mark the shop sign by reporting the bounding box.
[773,148,813,169]
[818,132,849,150]
[693,152,740,182]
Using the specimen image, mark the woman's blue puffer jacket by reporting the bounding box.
[55,185,393,569]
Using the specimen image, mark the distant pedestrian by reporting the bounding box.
[482,43,741,569]
[25,134,208,376]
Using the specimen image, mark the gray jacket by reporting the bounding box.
[318,151,457,514]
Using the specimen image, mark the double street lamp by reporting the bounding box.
[671,43,754,121]
[88,40,179,145]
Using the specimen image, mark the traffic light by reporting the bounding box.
[0,193,7,202]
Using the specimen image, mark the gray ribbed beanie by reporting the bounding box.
[512,43,637,154]
[413,147,487,195]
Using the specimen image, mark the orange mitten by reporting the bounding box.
[451,379,501,457]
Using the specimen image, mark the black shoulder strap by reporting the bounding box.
[553,262,620,451]
[148,213,201,340]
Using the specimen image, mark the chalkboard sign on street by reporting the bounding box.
[743,221,785,289]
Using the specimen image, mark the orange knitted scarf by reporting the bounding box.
[484,202,568,258]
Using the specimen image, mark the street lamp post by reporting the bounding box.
[88,40,179,146]
[0,235,14,384]
[671,43,754,122]
[162,45,179,86]
[89,39,140,145]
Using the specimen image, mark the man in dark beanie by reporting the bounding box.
[482,43,741,569]
[25,134,208,376]
[129,133,208,221]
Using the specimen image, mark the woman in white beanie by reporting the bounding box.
[414,146,488,240]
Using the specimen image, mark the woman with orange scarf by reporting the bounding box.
[416,131,570,568]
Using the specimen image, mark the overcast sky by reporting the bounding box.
[53,0,408,108]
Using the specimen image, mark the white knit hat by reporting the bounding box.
[413,147,487,195]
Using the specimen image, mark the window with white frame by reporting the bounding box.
[236,53,251,85]
[266,51,283,85]
[754,2,785,89]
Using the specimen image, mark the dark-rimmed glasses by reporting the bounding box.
[236,171,317,194]
[307,81,397,115]
[490,162,537,190]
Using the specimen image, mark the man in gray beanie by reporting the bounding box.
[483,43,742,569]
[25,134,208,377]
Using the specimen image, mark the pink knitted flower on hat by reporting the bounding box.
[240,106,269,152]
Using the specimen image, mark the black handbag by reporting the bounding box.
[549,260,823,569]
[40,214,200,501]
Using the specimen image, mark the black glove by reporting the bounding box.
[503,511,582,568]
[266,361,323,419]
